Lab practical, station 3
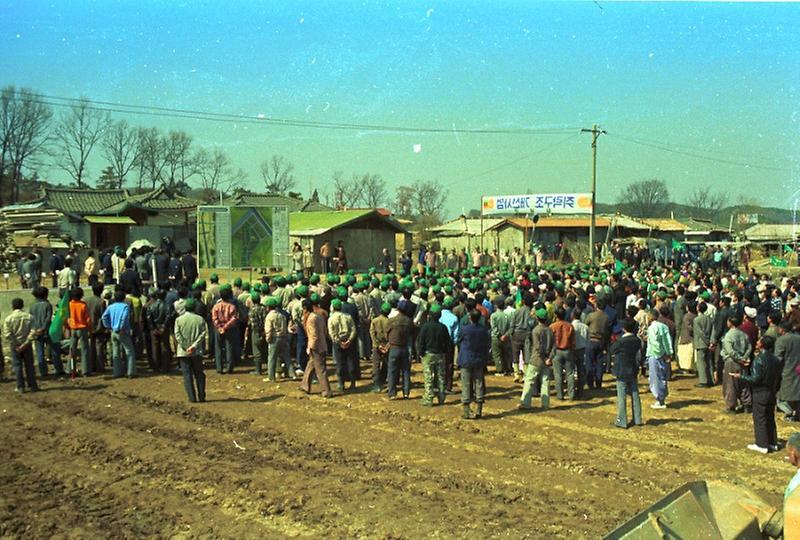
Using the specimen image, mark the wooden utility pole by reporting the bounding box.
[581,125,605,263]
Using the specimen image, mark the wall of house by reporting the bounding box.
[292,226,398,272]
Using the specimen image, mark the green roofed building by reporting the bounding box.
[289,209,410,272]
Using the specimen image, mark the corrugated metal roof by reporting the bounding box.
[428,217,504,236]
[744,224,798,241]
[487,216,611,230]
[639,218,687,232]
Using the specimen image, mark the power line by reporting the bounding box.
[609,133,794,173]
[612,131,789,165]
[33,94,580,135]
[450,132,581,187]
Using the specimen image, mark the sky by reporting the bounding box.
[1,0,798,218]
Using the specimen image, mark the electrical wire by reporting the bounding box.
[612,131,790,165]
[448,132,582,187]
[32,94,580,135]
[609,133,793,173]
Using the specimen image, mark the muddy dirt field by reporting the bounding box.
[0,359,792,539]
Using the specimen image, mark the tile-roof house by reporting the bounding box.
[223,193,332,213]
[35,186,201,249]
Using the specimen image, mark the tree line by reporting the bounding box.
[0,86,450,224]
[615,178,740,222]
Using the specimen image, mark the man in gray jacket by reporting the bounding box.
[174,299,207,403]
[721,314,753,413]
[776,320,800,421]
[693,302,714,387]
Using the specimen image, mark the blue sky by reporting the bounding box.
[1,0,797,216]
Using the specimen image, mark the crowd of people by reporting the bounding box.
[2,240,798,442]
[4,237,800,529]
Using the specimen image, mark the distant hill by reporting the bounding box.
[595,202,795,227]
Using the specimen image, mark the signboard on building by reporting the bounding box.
[737,213,759,225]
[197,205,289,269]
[481,193,593,216]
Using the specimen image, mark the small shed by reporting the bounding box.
[484,216,612,254]
[289,209,409,272]
[426,217,504,253]
[224,193,332,212]
[681,217,731,244]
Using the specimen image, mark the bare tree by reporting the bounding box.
[413,179,448,223]
[54,97,111,187]
[685,186,729,220]
[616,178,671,218]
[1,86,53,204]
[355,173,387,207]
[163,130,196,190]
[260,154,296,194]
[194,147,246,194]
[331,171,362,209]
[393,185,415,219]
[135,126,168,190]
[101,119,139,189]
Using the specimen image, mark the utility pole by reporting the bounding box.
[581,124,605,264]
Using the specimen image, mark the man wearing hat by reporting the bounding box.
[417,303,450,406]
[386,300,414,399]
[370,301,391,392]
[248,292,268,376]
[174,298,207,402]
[520,307,554,410]
[265,296,291,381]
[299,299,333,397]
[211,286,240,374]
[721,314,753,413]
[328,298,357,392]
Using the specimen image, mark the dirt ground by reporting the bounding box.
[0,359,793,539]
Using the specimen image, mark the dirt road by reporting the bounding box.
[0,362,791,539]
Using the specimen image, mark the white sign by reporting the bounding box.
[481,193,593,216]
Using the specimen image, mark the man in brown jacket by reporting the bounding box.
[300,299,332,397]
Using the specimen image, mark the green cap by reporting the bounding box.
[266,296,280,308]
[535,308,548,320]
[443,296,455,308]
[310,293,320,303]
[309,274,320,284]
[295,285,309,298]
[184,298,197,313]
[331,298,343,311]
[250,292,260,302]
[233,277,243,287]
[210,273,219,282]
[429,303,442,315]
[380,302,391,315]
[196,279,206,288]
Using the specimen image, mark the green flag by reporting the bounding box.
[770,256,789,268]
[784,244,793,254]
[614,260,626,273]
[48,292,69,342]
[671,239,685,251]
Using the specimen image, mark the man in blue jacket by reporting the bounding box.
[458,310,490,420]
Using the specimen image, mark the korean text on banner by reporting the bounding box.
[481,193,593,216]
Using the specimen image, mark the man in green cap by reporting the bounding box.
[265,297,292,381]
[520,308,554,410]
[174,298,207,402]
[248,292,268,375]
[370,302,391,392]
[417,303,450,406]
[328,298,357,392]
